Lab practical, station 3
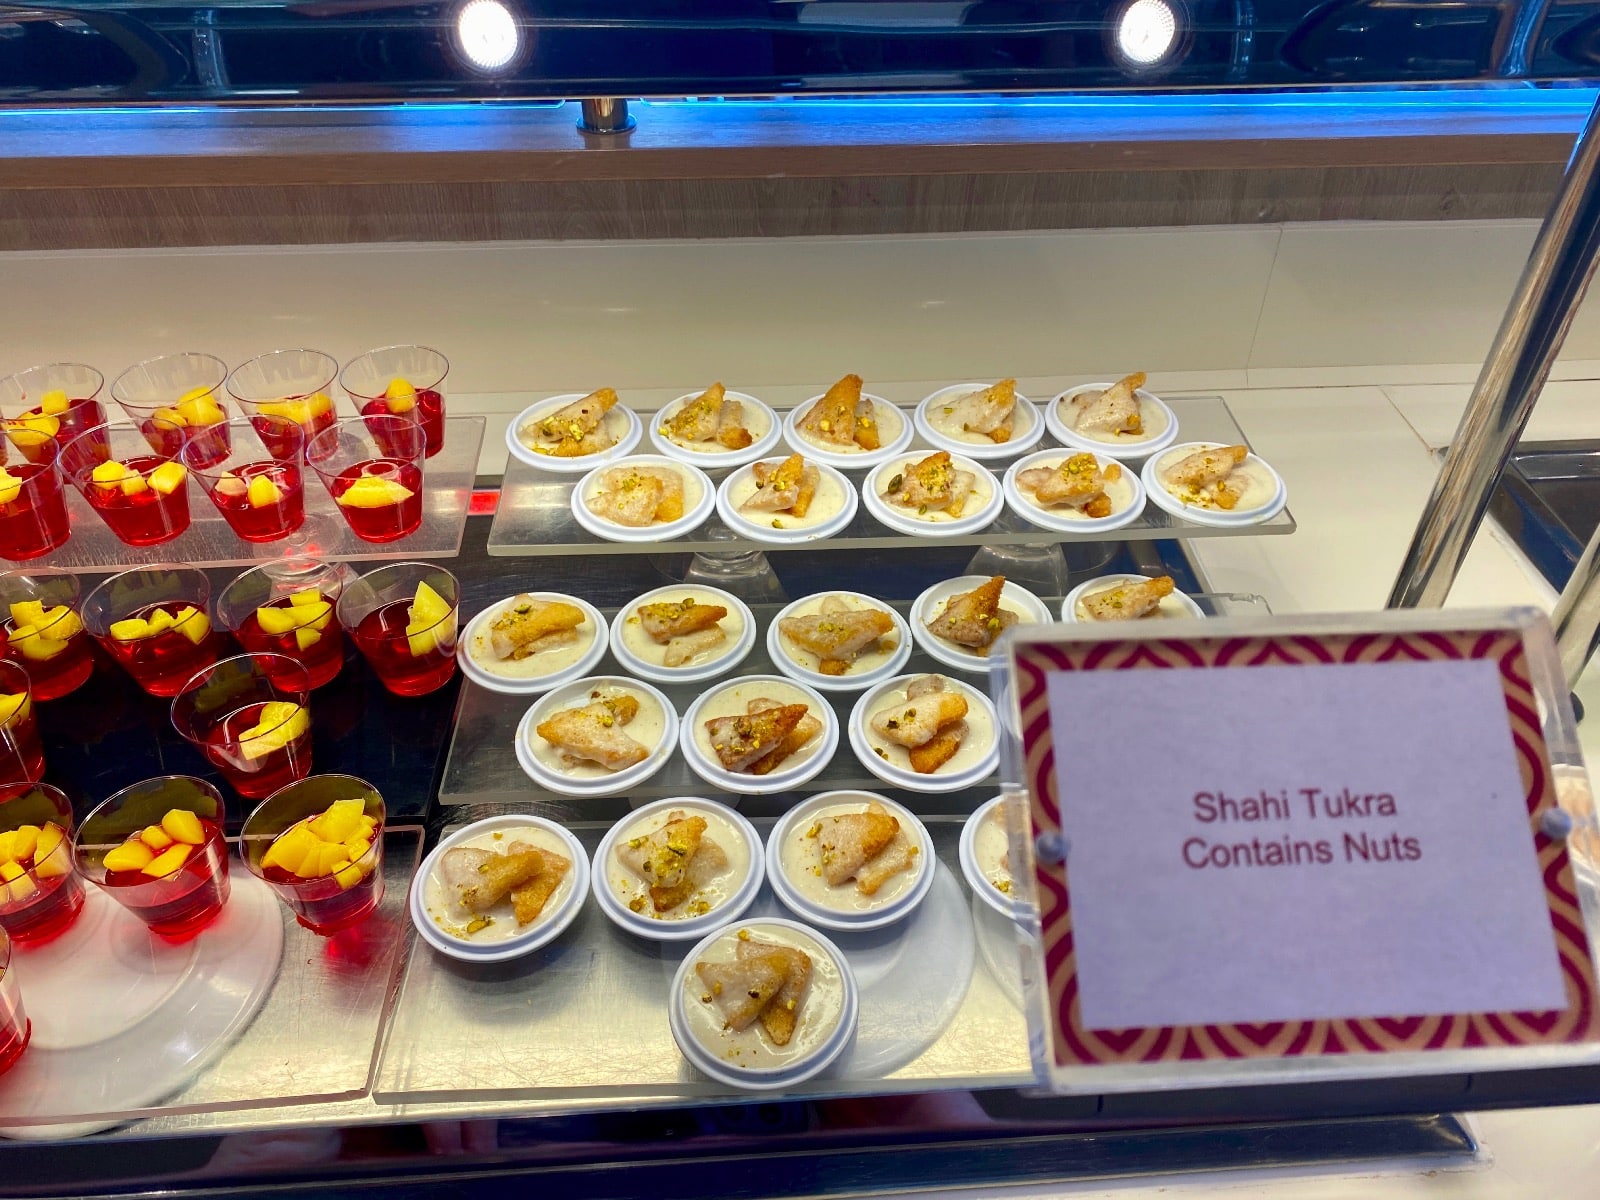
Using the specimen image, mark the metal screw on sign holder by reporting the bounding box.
[1035,831,1068,865]
[1541,808,1575,840]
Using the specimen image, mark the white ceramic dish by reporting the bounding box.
[765,591,911,693]
[410,815,590,963]
[782,392,912,471]
[766,790,937,931]
[1061,573,1206,623]
[669,917,858,1092]
[848,673,1000,794]
[959,795,1024,920]
[1044,381,1180,461]
[1141,440,1287,527]
[647,388,782,469]
[679,674,837,795]
[1001,448,1145,535]
[590,796,765,941]
[912,383,1045,461]
[515,675,679,798]
[610,584,756,684]
[910,575,1054,674]
[457,592,609,697]
[505,393,643,473]
[715,456,858,544]
[861,452,1003,538]
[569,454,714,543]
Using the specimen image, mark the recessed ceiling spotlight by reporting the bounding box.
[1112,0,1183,70]
[454,0,521,74]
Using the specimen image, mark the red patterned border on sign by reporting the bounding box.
[1015,629,1600,1066]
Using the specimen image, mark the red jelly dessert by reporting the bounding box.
[81,457,191,547]
[99,808,230,937]
[3,599,92,700]
[201,700,312,799]
[351,579,456,696]
[234,590,342,690]
[0,818,83,943]
[0,462,70,562]
[99,602,223,697]
[257,797,382,934]
[205,461,304,543]
[0,691,43,784]
[359,376,444,458]
[330,461,422,543]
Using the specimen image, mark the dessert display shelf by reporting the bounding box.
[487,398,1293,557]
[376,817,1033,1108]
[0,827,422,1136]
[5,418,484,573]
[439,592,1269,807]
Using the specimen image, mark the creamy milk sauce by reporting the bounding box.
[861,677,994,777]
[1074,579,1196,622]
[1155,445,1277,513]
[467,599,596,680]
[1058,389,1170,446]
[682,923,846,1072]
[608,804,751,922]
[618,588,744,671]
[692,679,826,775]
[877,455,994,525]
[973,805,1014,900]
[530,685,668,780]
[1018,457,1136,521]
[791,397,905,458]
[776,593,900,678]
[519,400,632,458]
[926,388,1028,446]
[658,395,773,453]
[424,825,576,944]
[778,800,923,914]
[582,461,705,528]
[728,464,849,532]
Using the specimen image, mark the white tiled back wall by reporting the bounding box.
[3,220,1597,471]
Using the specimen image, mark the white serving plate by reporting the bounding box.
[848,673,1000,794]
[1001,448,1145,535]
[715,457,858,544]
[910,575,1054,674]
[647,388,783,470]
[765,591,911,693]
[1061,573,1206,623]
[861,451,1003,538]
[515,675,679,798]
[456,592,608,697]
[679,674,837,796]
[1141,440,1287,527]
[912,382,1045,461]
[505,393,643,474]
[1044,381,1180,461]
[610,584,756,685]
[782,392,912,471]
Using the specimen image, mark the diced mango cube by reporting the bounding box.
[246,474,282,508]
[110,617,152,642]
[239,701,308,761]
[409,582,451,626]
[333,860,365,889]
[43,606,81,640]
[405,625,438,658]
[315,842,350,876]
[15,626,67,661]
[91,459,134,487]
[7,874,36,904]
[343,835,372,864]
[0,692,28,728]
[290,600,332,630]
[173,607,210,645]
[39,389,69,416]
[8,601,45,629]
[8,826,38,865]
[147,608,177,634]
[384,378,417,414]
[103,839,155,873]
[33,822,67,878]
[141,843,192,878]
[6,414,58,447]
[151,405,188,428]
[289,589,324,608]
[294,627,321,651]
[254,604,299,636]
[0,861,21,883]
[139,824,173,851]
[175,389,225,427]
[0,470,21,506]
[161,808,205,846]
[148,461,188,495]
[357,814,377,835]
[335,476,413,509]
[0,832,14,864]
[120,474,149,497]
[262,822,320,875]
[309,798,365,843]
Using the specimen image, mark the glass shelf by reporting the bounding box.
[487,398,1294,557]
[375,817,1034,1110]
[440,593,1269,808]
[6,418,484,573]
[0,827,421,1136]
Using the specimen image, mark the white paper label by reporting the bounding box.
[1048,658,1567,1032]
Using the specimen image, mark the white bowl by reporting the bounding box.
[766,591,911,693]
[1061,573,1206,623]
[782,392,913,471]
[913,383,1045,461]
[715,456,858,544]
[910,575,1055,674]
[515,675,679,798]
[1141,441,1288,527]
[589,797,765,941]
[505,393,643,473]
[1001,448,1145,535]
[848,673,1000,794]
[679,674,837,796]
[861,452,1003,538]
[1044,381,1180,461]
[409,815,590,963]
[570,454,715,543]
[610,584,756,685]
[959,796,1025,920]
[457,592,608,696]
[669,917,858,1092]
[647,388,783,470]
[766,790,936,931]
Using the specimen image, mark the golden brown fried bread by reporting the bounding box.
[801,374,863,447]
[705,703,807,773]
[737,939,812,1047]
[746,701,822,776]
[537,696,649,771]
[1070,372,1144,436]
[1080,575,1175,621]
[489,596,585,661]
[455,847,546,913]
[638,597,727,643]
[697,954,790,1032]
[813,806,900,888]
[927,575,1017,650]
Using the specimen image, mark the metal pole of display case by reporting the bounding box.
[1554,523,1600,688]
[577,98,636,134]
[1388,94,1600,610]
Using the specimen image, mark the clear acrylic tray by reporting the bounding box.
[487,398,1293,557]
[13,418,484,572]
[0,826,422,1137]
[375,818,1034,1109]
[440,593,1268,807]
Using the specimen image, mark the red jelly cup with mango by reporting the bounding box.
[82,564,226,698]
[241,774,385,935]
[0,783,83,944]
[0,568,93,701]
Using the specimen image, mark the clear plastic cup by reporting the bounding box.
[0,568,92,701]
[82,564,224,697]
[216,559,353,691]
[0,362,107,463]
[0,663,43,785]
[241,774,385,935]
[0,783,84,943]
[336,562,457,696]
[0,433,70,561]
[0,928,30,1076]
[341,345,448,458]
[109,352,232,471]
[60,419,193,547]
[184,416,306,543]
[226,349,339,452]
[172,653,313,800]
[305,416,426,543]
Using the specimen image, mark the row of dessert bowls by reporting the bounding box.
[506,374,1188,477]
[408,792,1018,1090]
[564,440,1286,548]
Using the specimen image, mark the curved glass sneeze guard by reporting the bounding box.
[4,0,1600,105]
